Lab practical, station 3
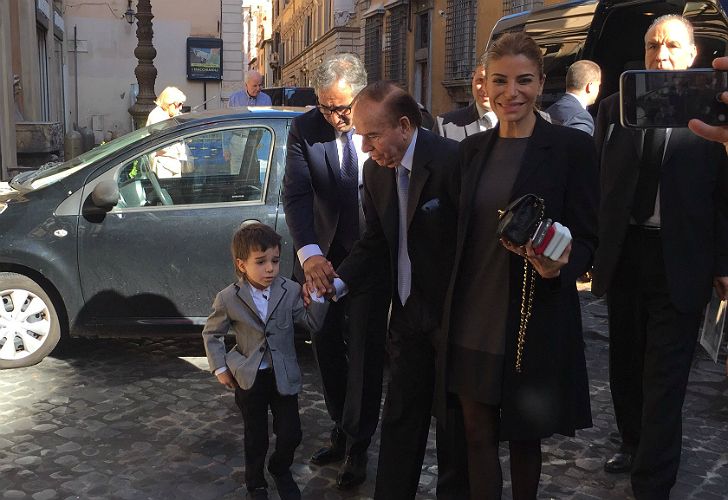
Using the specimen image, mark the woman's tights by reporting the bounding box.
[459,396,542,499]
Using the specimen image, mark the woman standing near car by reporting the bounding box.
[434,32,598,499]
[146,86,186,126]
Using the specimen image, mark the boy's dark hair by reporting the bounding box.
[231,222,282,276]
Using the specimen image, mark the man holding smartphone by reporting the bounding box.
[593,14,728,500]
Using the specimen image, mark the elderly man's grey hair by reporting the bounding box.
[646,14,694,44]
[245,70,263,83]
[312,53,368,96]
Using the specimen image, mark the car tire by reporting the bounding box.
[0,272,61,369]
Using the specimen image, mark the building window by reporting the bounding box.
[444,0,477,81]
[502,0,543,16]
[305,14,312,47]
[364,14,384,83]
[37,26,50,121]
[384,5,407,86]
[324,0,331,32]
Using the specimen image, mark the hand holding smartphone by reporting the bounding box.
[620,69,728,128]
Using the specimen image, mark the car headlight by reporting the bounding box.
[0,202,7,214]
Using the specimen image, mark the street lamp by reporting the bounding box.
[124,0,135,25]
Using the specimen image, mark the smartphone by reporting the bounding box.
[620,69,728,128]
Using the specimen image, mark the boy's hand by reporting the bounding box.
[216,370,237,389]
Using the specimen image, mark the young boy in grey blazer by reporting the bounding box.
[203,223,328,500]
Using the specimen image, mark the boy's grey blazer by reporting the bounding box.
[202,276,327,395]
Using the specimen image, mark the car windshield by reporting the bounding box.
[10,119,180,192]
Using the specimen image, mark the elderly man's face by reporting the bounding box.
[644,19,696,70]
[354,99,411,169]
[472,65,491,111]
[245,74,263,97]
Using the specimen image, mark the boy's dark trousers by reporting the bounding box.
[235,368,302,492]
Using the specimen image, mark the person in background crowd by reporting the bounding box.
[545,59,601,135]
[434,32,597,499]
[146,86,190,178]
[282,53,389,490]
[592,15,728,499]
[229,70,272,107]
[435,63,498,141]
[332,80,469,499]
[146,86,186,125]
[202,223,328,500]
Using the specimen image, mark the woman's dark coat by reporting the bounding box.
[434,114,599,441]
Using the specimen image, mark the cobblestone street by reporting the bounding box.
[1,290,727,499]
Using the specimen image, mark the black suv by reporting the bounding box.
[262,87,317,107]
[489,0,728,110]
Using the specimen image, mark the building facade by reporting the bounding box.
[271,0,556,117]
[1,0,67,179]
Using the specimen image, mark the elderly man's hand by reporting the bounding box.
[688,57,728,154]
[303,255,336,296]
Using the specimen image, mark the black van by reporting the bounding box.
[262,87,317,107]
[489,0,728,110]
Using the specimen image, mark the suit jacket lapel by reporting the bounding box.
[265,277,287,324]
[235,279,265,326]
[459,125,500,236]
[324,137,342,186]
[662,127,687,167]
[510,114,551,198]
[407,130,432,227]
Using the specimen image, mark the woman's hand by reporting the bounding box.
[500,238,571,279]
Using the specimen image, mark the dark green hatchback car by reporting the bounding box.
[0,107,304,369]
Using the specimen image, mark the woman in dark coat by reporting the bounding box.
[434,33,598,499]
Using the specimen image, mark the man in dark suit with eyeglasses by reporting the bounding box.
[282,53,388,490]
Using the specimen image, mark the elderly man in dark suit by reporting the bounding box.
[545,59,601,135]
[435,63,498,141]
[593,14,728,499]
[331,81,468,499]
[282,53,388,490]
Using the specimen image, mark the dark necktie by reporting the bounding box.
[631,128,666,224]
[340,130,358,189]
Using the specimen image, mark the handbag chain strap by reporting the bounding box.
[514,204,544,374]
[515,259,536,373]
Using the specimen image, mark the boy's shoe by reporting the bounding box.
[246,487,268,499]
[269,471,301,500]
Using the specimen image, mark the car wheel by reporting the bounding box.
[0,272,61,369]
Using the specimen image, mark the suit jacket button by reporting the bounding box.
[259,346,265,353]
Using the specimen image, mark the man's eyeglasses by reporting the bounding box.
[317,101,353,117]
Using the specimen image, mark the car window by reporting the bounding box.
[115,126,274,208]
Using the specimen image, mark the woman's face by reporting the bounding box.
[164,101,183,118]
[486,54,544,127]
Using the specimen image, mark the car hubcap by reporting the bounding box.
[0,289,51,360]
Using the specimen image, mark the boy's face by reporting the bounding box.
[236,246,280,290]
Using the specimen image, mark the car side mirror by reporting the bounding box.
[85,180,119,214]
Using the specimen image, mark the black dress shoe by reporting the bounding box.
[310,444,346,466]
[336,453,367,490]
[604,452,634,473]
[269,471,301,500]
[246,487,268,499]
